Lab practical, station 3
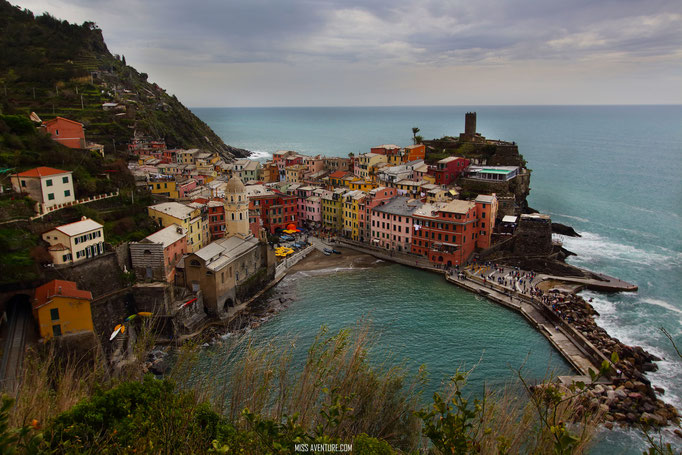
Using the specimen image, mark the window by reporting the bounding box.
[48,193,55,200]
[50,308,59,321]
[62,176,69,184]
[46,179,53,187]
[52,324,62,337]
[21,180,26,187]
[64,190,71,197]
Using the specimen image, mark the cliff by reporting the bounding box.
[0,0,248,159]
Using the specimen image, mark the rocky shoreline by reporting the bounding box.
[540,290,679,429]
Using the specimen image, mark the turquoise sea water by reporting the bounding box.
[193,105,682,453]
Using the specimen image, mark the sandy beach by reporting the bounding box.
[287,246,387,273]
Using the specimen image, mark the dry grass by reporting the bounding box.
[175,320,426,452]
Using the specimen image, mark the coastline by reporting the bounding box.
[262,238,679,430]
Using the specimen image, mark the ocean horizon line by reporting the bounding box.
[190,103,682,109]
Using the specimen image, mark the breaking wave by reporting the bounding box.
[561,231,681,269]
[248,149,272,161]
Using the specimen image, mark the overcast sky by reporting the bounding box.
[12,0,682,107]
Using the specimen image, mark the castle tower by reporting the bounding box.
[464,112,476,137]
[459,112,484,143]
[224,175,250,239]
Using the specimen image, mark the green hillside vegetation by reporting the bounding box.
[0,0,246,158]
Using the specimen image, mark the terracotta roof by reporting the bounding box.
[43,116,83,127]
[34,279,92,310]
[16,166,70,178]
[329,171,349,178]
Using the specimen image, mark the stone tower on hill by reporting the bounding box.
[459,112,486,143]
[224,175,250,239]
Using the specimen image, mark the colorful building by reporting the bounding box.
[341,190,365,240]
[10,166,76,213]
[429,156,470,186]
[42,117,85,149]
[285,164,307,183]
[403,144,426,162]
[33,280,93,340]
[358,186,398,242]
[130,224,188,282]
[42,217,104,265]
[411,200,479,267]
[371,196,423,252]
[149,177,178,198]
[354,153,387,181]
[148,202,205,252]
[321,189,346,232]
[475,194,498,249]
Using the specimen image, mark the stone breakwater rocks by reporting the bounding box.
[543,291,678,428]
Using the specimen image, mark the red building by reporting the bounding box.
[42,117,85,149]
[128,139,167,155]
[265,193,298,233]
[411,200,479,267]
[206,200,226,240]
[428,156,470,186]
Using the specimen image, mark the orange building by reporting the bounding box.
[404,144,425,162]
[475,194,498,249]
[42,117,86,149]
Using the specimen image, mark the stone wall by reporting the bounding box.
[512,215,553,257]
[43,252,125,298]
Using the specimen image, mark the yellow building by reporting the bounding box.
[354,153,387,181]
[148,202,205,252]
[33,280,93,340]
[341,190,365,240]
[340,175,376,192]
[149,178,179,199]
[321,189,345,231]
[285,164,307,183]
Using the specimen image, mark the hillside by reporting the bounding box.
[0,0,249,159]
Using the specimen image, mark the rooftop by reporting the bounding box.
[16,166,71,178]
[149,202,196,220]
[52,217,103,237]
[34,279,92,310]
[194,235,259,271]
[142,224,186,248]
[468,166,519,174]
[373,196,423,217]
[475,194,496,204]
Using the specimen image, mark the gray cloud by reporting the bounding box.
[12,0,682,105]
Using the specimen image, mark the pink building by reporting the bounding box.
[130,224,188,282]
[371,196,423,252]
[177,178,198,198]
[303,155,324,174]
[358,186,397,242]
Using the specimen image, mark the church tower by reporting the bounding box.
[224,175,250,239]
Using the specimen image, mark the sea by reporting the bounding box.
[192,105,682,453]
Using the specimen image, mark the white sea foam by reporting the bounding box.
[248,150,273,161]
[547,212,589,223]
[580,290,682,409]
[562,231,681,269]
[642,297,682,316]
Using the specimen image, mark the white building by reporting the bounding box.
[42,217,105,265]
[10,167,76,213]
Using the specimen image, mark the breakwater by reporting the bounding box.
[332,238,678,427]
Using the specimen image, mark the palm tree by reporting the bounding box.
[412,127,421,145]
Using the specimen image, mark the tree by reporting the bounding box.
[412,127,420,145]
[122,55,126,66]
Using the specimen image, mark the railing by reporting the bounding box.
[31,190,120,220]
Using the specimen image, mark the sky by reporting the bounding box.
[11,0,682,107]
